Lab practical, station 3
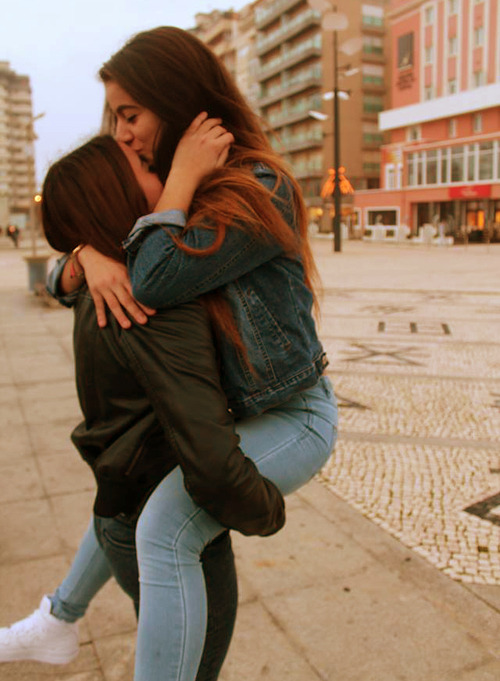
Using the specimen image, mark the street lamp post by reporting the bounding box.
[332,29,341,252]
[307,0,361,252]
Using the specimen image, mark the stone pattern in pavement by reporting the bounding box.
[1,237,500,680]
[314,247,500,586]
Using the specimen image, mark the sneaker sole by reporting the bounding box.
[0,647,79,664]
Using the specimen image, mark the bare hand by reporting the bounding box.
[155,113,234,214]
[171,112,234,185]
[78,246,156,329]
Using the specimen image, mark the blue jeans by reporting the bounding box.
[93,515,238,681]
[51,519,238,681]
[51,376,337,681]
[134,375,337,681]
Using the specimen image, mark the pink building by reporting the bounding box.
[354,0,500,242]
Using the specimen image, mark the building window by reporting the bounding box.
[385,164,395,189]
[403,143,498,187]
[448,0,458,14]
[473,113,482,133]
[425,5,435,24]
[448,118,457,137]
[407,125,421,141]
[473,70,486,87]
[362,4,384,27]
[425,45,434,63]
[426,149,438,184]
[451,145,464,182]
[448,36,458,55]
[474,26,484,47]
[440,148,449,182]
[363,132,384,145]
[363,121,383,146]
[424,85,434,100]
[417,152,425,184]
[398,33,414,69]
[363,35,384,55]
[479,142,493,179]
[448,79,457,94]
[467,144,476,181]
[363,95,384,113]
[362,63,384,85]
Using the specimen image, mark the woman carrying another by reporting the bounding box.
[0,132,284,679]
[0,26,337,681]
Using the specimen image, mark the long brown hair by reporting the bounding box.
[42,135,148,260]
[99,26,320,291]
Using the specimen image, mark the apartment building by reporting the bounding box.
[192,0,389,228]
[354,0,500,240]
[0,61,35,228]
[192,10,239,78]
[192,4,264,110]
[255,0,388,228]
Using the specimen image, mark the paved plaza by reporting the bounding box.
[0,235,499,680]
[314,239,500,586]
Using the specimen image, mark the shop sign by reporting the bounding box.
[448,185,492,199]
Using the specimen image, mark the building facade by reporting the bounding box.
[0,61,36,228]
[192,3,264,111]
[354,0,500,241]
[255,0,389,230]
[192,0,389,229]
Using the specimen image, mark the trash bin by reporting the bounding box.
[24,254,50,293]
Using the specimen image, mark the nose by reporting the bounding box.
[115,119,134,144]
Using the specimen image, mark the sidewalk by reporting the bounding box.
[0,238,499,680]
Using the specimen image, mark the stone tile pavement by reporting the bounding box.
[0,235,499,680]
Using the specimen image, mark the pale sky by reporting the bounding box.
[1,0,251,185]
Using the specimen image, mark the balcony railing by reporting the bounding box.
[258,36,322,82]
[256,0,304,29]
[257,8,321,56]
[266,95,322,128]
[260,70,322,107]
[363,133,384,146]
[271,128,323,153]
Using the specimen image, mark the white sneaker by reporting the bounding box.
[0,596,79,664]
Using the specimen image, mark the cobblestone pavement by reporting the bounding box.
[314,240,500,586]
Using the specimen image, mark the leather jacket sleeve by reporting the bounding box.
[118,300,285,536]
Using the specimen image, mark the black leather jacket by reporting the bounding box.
[71,290,285,537]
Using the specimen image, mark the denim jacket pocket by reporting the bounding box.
[237,285,292,385]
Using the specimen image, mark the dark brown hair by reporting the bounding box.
[41,135,148,261]
[41,134,254,357]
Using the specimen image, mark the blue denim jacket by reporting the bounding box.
[122,165,328,418]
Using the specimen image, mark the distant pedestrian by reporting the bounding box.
[6,225,19,248]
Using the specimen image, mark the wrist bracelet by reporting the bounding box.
[69,244,86,280]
